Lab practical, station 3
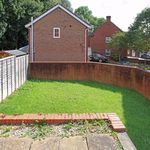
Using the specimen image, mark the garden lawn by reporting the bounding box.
[0,80,150,150]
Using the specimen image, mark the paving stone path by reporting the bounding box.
[0,135,117,150]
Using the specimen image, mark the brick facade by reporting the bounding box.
[27,6,89,62]
[89,16,122,56]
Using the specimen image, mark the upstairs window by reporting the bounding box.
[105,37,111,43]
[53,28,60,38]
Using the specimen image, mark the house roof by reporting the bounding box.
[5,50,26,57]
[25,4,91,28]
[90,17,123,37]
[19,45,29,53]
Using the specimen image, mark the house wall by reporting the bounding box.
[89,16,122,55]
[127,50,140,57]
[33,8,87,62]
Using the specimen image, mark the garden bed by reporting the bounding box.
[0,120,123,149]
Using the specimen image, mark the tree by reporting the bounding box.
[0,0,44,49]
[75,6,105,31]
[90,16,105,31]
[127,7,150,52]
[0,0,7,45]
[40,0,72,11]
[0,0,72,50]
[108,32,128,61]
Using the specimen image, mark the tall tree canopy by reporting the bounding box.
[127,7,150,51]
[40,0,71,11]
[108,32,128,61]
[0,0,72,50]
[0,0,7,40]
[75,6,105,31]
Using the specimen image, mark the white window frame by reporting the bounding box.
[105,37,111,43]
[132,50,136,57]
[127,50,130,55]
[105,49,111,56]
[53,27,60,38]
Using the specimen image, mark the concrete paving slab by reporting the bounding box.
[31,137,60,150]
[59,136,88,150]
[87,134,116,150]
[117,132,137,150]
[0,138,33,150]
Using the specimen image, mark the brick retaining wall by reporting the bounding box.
[29,62,150,100]
[0,113,125,132]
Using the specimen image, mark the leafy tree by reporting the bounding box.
[90,16,105,31]
[75,6,92,21]
[40,0,72,11]
[0,0,44,49]
[108,32,128,61]
[127,7,150,52]
[0,0,72,50]
[0,0,7,46]
[75,6,105,31]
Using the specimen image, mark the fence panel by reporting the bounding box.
[0,55,28,102]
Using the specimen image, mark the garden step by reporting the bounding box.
[59,136,88,150]
[86,134,116,150]
[31,137,60,150]
[0,138,33,150]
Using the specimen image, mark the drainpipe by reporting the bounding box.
[31,17,34,62]
[85,28,88,63]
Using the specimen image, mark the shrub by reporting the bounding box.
[111,52,119,61]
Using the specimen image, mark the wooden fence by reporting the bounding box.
[29,62,150,100]
[0,55,28,102]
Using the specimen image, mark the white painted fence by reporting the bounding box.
[0,55,28,102]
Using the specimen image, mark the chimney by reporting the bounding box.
[106,16,111,22]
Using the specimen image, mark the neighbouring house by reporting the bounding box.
[25,4,91,62]
[89,16,123,57]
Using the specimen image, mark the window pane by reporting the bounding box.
[53,28,60,38]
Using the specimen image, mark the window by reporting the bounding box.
[139,52,144,57]
[127,50,130,55]
[105,49,111,56]
[132,50,136,57]
[105,37,111,43]
[53,28,60,38]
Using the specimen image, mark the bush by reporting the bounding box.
[111,52,119,61]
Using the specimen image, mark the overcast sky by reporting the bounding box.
[70,0,150,31]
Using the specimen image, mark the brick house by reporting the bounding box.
[25,4,90,62]
[89,16,122,57]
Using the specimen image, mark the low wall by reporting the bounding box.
[29,62,150,100]
[127,57,150,65]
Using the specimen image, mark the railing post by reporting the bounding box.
[6,59,8,97]
[14,56,16,90]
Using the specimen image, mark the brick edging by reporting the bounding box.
[0,113,125,132]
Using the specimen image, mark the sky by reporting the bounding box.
[70,0,150,31]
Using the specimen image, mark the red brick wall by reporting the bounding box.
[32,8,87,62]
[29,62,150,100]
[90,17,122,55]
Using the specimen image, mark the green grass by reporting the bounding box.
[0,80,150,149]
